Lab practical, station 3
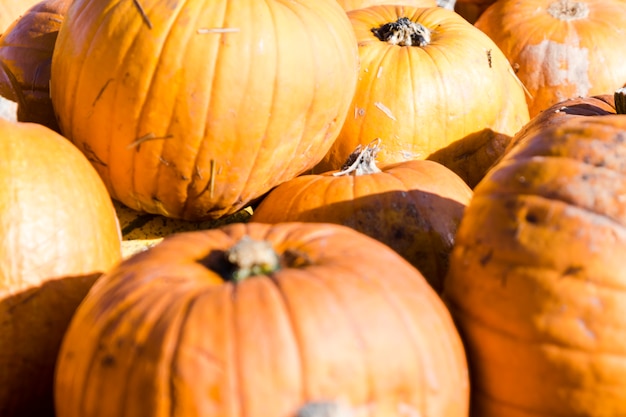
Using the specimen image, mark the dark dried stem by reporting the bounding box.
[371,17,431,47]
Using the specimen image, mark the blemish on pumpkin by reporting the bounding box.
[194,165,203,180]
[132,0,153,29]
[519,39,590,100]
[282,248,313,269]
[209,159,216,198]
[547,0,589,21]
[576,318,596,340]
[81,142,107,166]
[479,249,493,266]
[563,265,584,276]
[374,102,396,120]
[196,27,240,34]
[193,160,217,199]
[101,354,115,367]
[486,49,492,68]
[92,78,113,107]
[296,401,352,417]
[158,156,170,166]
[525,212,539,224]
[127,132,173,151]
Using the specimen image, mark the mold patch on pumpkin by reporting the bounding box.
[547,0,589,21]
[518,39,591,103]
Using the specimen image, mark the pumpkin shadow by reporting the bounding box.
[427,128,513,189]
[274,190,467,294]
[0,272,102,417]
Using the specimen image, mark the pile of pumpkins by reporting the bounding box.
[2,0,626,416]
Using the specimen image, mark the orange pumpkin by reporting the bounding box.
[336,0,437,12]
[443,114,626,416]
[453,0,496,23]
[0,119,121,416]
[50,0,359,221]
[497,87,626,161]
[0,0,72,130]
[315,5,530,188]
[0,0,41,32]
[252,140,473,292]
[55,222,469,417]
[475,0,626,118]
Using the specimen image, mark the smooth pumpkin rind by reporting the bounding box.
[0,119,121,417]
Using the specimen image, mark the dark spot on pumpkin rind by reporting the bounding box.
[525,212,539,224]
[480,249,493,266]
[563,265,584,276]
[101,354,116,367]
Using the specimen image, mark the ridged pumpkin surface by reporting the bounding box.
[0,119,121,417]
[251,150,472,292]
[0,0,71,130]
[475,0,626,118]
[0,0,41,32]
[50,0,359,220]
[55,222,469,417]
[315,6,530,187]
[443,115,626,416]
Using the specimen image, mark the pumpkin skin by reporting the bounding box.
[453,0,495,23]
[475,0,626,118]
[55,222,469,417]
[251,142,473,292]
[0,0,41,32]
[443,115,626,416]
[50,0,359,221]
[0,119,122,417]
[315,6,530,188]
[0,0,72,131]
[502,92,616,155]
[336,0,437,12]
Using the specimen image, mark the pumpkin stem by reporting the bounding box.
[371,17,431,47]
[224,235,280,282]
[547,0,589,21]
[333,138,382,177]
[615,87,626,115]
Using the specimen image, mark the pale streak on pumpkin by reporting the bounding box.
[475,0,626,118]
[518,39,591,106]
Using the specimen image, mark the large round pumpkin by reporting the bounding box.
[443,114,626,416]
[252,140,473,292]
[475,0,626,118]
[50,0,359,221]
[315,5,530,188]
[0,0,72,130]
[0,119,122,417]
[55,222,469,417]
